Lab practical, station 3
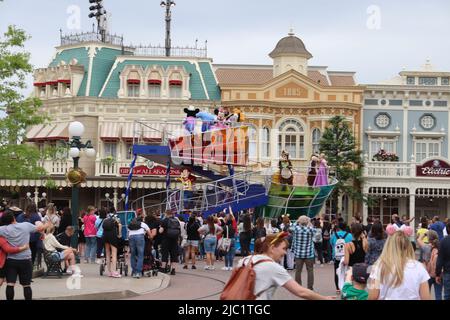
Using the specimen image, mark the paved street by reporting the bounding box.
[128,258,338,300]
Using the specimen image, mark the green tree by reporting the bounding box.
[0,25,48,179]
[319,115,365,213]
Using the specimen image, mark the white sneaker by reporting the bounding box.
[66,268,72,274]
[221,266,228,271]
[204,265,210,270]
[228,267,233,271]
[209,265,215,270]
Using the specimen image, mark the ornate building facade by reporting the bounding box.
[0,33,220,210]
[362,60,450,228]
[215,31,364,217]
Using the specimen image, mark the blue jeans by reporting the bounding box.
[129,235,145,275]
[85,237,97,263]
[224,239,236,268]
[429,277,443,300]
[203,237,217,254]
[443,273,450,300]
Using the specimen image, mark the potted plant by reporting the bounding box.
[101,155,116,167]
[372,149,399,162]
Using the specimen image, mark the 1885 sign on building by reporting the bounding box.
[416,159,450,178]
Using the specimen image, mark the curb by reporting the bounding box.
[36,273,171,300]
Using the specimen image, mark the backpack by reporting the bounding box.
[102,218,115,232]
[220,256,272,300]
[313,228,323,243]
[128,218,142,231]
[166,217,181,239]
[334,232,349,261]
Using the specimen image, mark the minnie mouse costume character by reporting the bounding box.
[183,105,200,134]
[212,108,228,130]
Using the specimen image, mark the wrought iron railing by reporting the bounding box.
[60,32,207,58]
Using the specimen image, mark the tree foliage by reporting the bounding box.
[319,116,365,207]
[0,25,48,179]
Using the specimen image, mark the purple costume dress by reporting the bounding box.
[313,159,328,186]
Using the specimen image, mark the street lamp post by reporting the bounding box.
[68,121,96,261]
[104,192,126,210]
[26,191,46,208]
[160,1,176,57]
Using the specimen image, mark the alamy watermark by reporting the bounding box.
[367,5,381,30]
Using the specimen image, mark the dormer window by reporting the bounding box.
[169,79,182,98]
[127,79,140,97]
[407,77,415,85]
[33,82,46,98]
[148,79,161,98]
[47,81,58,97]
[58,79,71,96]
[419,77,437,86]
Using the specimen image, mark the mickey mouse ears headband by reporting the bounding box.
[386,224,413,237]
[281,214,290,218]
[270,231,290,245]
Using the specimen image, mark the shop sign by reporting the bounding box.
[120,165,181,176]
[416,159,450,178]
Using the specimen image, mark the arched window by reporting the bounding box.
[261,127,270,158]
[248,125,258,160]
[127,71,140,98]
[148,71,161,98]
[278,119,304,159]
[169,73,182,98]
[312,128,321,154]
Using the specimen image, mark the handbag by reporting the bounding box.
[219,226,232,253]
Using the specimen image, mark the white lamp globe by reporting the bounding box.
[105,193,110,198]
[69,121,85,137]
[42,192,47,198]
[26,192,31,198]
[121,193,126,199]
[85,148,96,158]
[69,147,80,158]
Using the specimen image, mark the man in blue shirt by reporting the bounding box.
[290,215,315,290]
[430,216,446,241]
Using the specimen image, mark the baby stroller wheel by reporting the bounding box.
[124,264,128,277]
[100,264,104,276]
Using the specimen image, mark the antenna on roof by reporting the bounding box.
[160,1,176,57]
[288,24,295,36]
[88,0,108,42]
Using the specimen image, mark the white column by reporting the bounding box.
[113,188,118,210]
[409,188,416,231]
[362,186,369,224]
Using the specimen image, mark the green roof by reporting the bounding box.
[48,45,220,101]
[49,47,89,96]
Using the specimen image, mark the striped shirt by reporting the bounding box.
[290,224,315,259]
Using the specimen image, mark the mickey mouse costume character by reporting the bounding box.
[279,150,293,190]
[183,105,200,134]
[177,168,196,210]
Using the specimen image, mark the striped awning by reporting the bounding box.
[34,124,57,141]
[100,122,121,141]
[46,123,69,141]
[26,124,45,141]
[121,122,139,142]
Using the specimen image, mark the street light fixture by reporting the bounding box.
[104,192,126,209]
[26,191,46,207]
[68,121,96,259]
[160,0,176,57]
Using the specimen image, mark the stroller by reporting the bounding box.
[143,236,160,277]
[100,238,129,277]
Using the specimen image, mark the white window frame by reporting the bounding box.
[127,83,140,97]
[278,119,305,159]
[103,142,117,158]
[368,137,398,160]
[413,138,442,162]
[248,125,258,161]
[169,84,182,98]
[261,127,270,159]
[148,84,161,98]
[311,128,321,154]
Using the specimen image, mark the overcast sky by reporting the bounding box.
[1,0,450,95]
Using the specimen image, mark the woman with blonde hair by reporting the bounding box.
[368,227,431,300]
[42,203,60,233]
[230,232,334,300]
[42,224,81,276]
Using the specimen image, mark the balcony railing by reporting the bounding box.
[364,161,412,178]
[39,159,73,175]
[60,32,126,47]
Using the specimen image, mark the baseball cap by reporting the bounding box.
[352,263,370,284]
